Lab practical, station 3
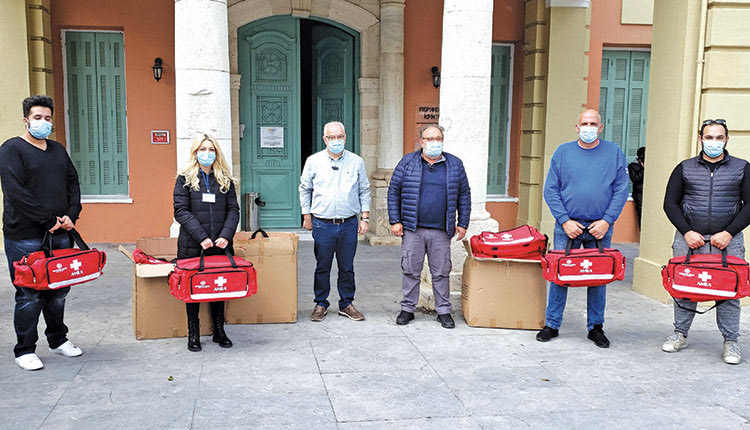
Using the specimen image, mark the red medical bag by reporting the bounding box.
[470,225,548,260]
[168,249,257,303]
[662,248,750,302]
[541,239,626,287]
[13,229,107,290]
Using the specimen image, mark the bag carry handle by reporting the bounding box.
[250,228,269,239]
[41,228,90,258]
[199,247,237,271]
[684,247,728,267]
[564,227,605,256]
[673,297,725,315]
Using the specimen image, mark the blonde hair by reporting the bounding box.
[179,133,236,193]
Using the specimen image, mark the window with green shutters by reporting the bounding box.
[599,50,650,164]
[64,31,128,196]
[487,44,512,196]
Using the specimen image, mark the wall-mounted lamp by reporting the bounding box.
[152,57,164,82]
[431,66,440,89]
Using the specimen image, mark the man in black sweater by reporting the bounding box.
[0,95,83,371]
[662,119,750,365]
[628,147,645,228]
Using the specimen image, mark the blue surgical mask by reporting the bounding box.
[578,125,599,144]
[328,139,345,155]
[197,151,216,166]
[702,140,725,158]
[424,140,443,158]
[28,119,52,140]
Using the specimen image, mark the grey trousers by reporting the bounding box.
[400,228,453,315]
[671,231,744,341]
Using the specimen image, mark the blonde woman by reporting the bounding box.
[173,133,239,352]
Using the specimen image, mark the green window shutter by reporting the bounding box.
[94,32,128,195]
[487,45,511,195]
[65,31,101,195]
[624,51,650,164]
[600,50,631,153]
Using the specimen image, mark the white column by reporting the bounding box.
[172,0,232,238]
[174,0,232,171]
[377,0,405,170]
[420,0,497,302]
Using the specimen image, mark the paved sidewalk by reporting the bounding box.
[0,241,748,429]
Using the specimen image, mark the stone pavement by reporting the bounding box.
[0,240,748,429]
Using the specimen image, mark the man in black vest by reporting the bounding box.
[662,119,750,364]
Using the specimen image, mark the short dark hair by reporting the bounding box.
[22,95,54,118]
[699,119,728,137]
[419,124,444,139]
[636,146,645,161]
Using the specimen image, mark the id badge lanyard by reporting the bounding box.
[202,171,215,203]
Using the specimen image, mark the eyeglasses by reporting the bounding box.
[325,134,346,140]
[421,137,443,143]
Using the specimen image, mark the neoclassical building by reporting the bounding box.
[2,0,749,301]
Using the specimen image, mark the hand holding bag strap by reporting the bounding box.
[251,228,269,239]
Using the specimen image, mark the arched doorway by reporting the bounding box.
[238,16,360,228]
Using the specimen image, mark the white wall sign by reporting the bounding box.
[260,127,284,148]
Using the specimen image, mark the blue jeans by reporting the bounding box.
[5,234,72,357]
[545,223,613,331]
[312,216,358,310]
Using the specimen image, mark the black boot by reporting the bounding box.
[212,315,233,348]
[187,317,201,352]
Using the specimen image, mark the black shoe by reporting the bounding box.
[212,316,233,348]
[396,311,415,325]
[437,313,455,329]
[536,325,559,342]
[187,319,201,352]
[588,324,610,348]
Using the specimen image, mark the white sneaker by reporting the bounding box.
[723,341,742,365]
[49,341,82,357]
[662,332,688,352]
[15,353,44,371]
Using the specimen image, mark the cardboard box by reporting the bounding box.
[226,231,299,324]
[124,232,299,340]
[461,240,547,330]
[125,238,212,340]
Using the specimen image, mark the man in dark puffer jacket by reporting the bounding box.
[662,119,750,365]
[387,124,471,329]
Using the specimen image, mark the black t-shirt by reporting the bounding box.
[0,137,82,240]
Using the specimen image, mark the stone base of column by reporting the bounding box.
[418,205,499,311]
[364,168,402,246]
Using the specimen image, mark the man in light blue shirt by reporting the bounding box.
[300,121,370,322]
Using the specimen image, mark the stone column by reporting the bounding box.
[366,0,405,247]
[420,0,497,309]
[174,0,232,171]
[172,0,232,237]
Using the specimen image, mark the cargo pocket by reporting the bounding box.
[401,250,420,277]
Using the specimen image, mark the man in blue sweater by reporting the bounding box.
[388,125,471,329]
[537,109,629,347]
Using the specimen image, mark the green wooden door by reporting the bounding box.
[65,31,128,195]
[238,18,301,228]
[487,45,511,195]
[311,22,357,153]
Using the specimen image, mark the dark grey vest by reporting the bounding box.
[681,153,746,234]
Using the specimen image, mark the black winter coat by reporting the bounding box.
[173,172,240,259]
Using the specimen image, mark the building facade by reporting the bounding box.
[2,0,748,300]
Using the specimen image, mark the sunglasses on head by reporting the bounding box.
[700,119,728,135]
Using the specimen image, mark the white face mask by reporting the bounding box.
[578,125,599,144]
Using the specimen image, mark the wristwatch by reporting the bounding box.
[361,217,369,223]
